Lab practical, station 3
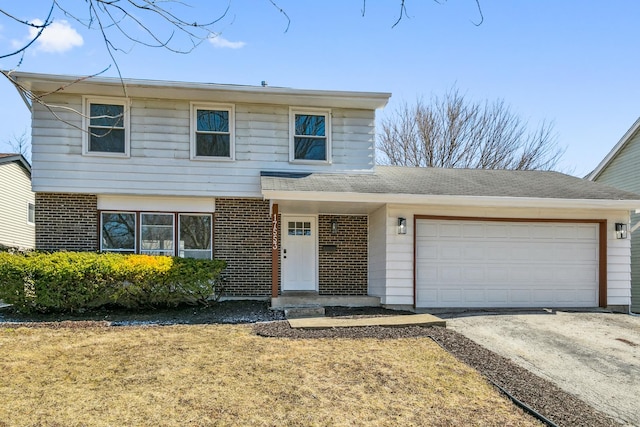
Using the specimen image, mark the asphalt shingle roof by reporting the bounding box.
[261,166,640,201]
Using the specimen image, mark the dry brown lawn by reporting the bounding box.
[0,324,540,427]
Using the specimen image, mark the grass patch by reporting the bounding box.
[0,324,540,426]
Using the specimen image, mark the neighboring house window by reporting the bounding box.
[141,213,175,256]
[83,97,130,156]
[27,202,35,225]
[191,103,235,160]
[100,212,212,260]
[101,212,136,253]
[179,214,213,259]
[290,108,331,162]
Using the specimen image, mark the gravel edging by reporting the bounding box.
[253,322,620,427]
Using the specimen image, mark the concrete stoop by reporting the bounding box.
[271,293,381,319]
[272,294,380,310]
[283,305,326,319]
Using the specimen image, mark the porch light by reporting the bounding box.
[398,217,407,235]
[331,218,338,235]
[615,223,628,239]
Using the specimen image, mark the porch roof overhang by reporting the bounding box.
[261,166,640,213]
[263,189,640,212]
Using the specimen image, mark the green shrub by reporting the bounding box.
[0,252,227,313]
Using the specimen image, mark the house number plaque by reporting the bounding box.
[272,215,278,250]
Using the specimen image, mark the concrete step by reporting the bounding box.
[284,306,326,319]
[271,295,380,309]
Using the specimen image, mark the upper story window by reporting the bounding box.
[290,108,331,163]
[190,103,235,160]
[82,97,130,157]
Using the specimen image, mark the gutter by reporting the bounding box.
[262,190,640,211]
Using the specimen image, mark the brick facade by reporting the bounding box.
[318,215,368,295]
[35,193,98,251]
[33,194,369,298]
[214,198,273,297]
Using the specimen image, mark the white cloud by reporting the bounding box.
[19,19,83,53]
[208,33,246,49]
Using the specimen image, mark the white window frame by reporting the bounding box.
[289,107,332,164]
[100,211,137,253]
[190,102,235,161]
[140,212,175,256]
[82,96,131,158]
[26,202,35,226]
[178,213,213,260]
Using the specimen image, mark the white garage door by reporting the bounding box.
[416,220,599,308]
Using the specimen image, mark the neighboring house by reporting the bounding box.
[587,117,640,313]
[0,153,35,250]
[9,71,640,312]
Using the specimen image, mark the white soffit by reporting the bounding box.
[98,195,215,213]
[10,71,391,110]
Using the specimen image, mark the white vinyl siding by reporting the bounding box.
[31,95,376,197]
[0,162,35,249]
[368,205,388,301]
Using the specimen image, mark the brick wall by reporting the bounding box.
[214,198,273,297]
[318,215,368,295]
[35,193,98,251]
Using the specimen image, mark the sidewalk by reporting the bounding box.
[288,313,445,329]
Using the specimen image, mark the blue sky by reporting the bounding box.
[0,1,639,176]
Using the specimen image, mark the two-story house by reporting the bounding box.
[9,71,640,312]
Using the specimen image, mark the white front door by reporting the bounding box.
[282,216,317,292]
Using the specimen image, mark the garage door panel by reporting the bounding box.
[486,289,509,303]
[463,267,484,282]
[463,224,485,238]
[486,224,510,238]
[441,289,462,303]
[441,223,463,237]
[416,220,599,308]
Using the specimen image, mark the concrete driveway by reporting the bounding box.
[444,310,640,426]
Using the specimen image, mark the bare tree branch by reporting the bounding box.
[5,130,32,163]
[268,0,291,33]
[378,88,564,171]
[0,3,54,60]
[472,0,484,26]
[392,0,408,28]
